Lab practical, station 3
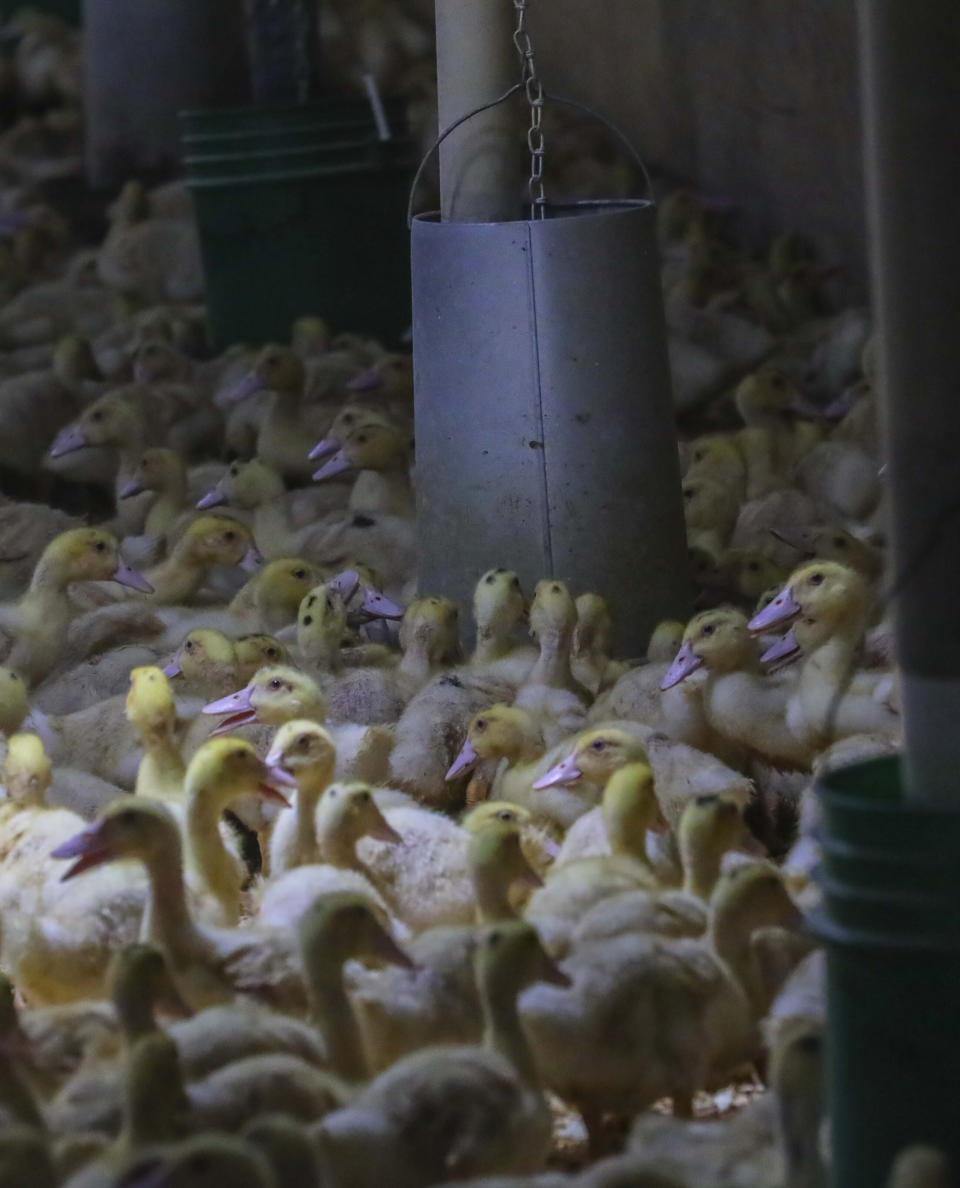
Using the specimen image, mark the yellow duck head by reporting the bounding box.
[31,528,152,592]
[163,628,237,685]
[197,457,286,512]
[119,447,186,500]
[2,732,51,806]
[126,666,178,739]
[661,606,757,688]
[447,704,545,780]
[202,665,325,734]
[472,568,527,644]
[534,727,649,792]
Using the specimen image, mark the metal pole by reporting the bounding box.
[858,2,960,806]
[434,0,519,222]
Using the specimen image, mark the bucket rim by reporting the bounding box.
[410,198,655,230]
[818,832,960,868]
[180,97,406,124]
[808,906,960,950]
[818,754,960,819]
[183,137,384,168]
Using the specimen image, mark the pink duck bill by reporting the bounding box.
[748,585,802,632]
[660,641,704,690]
[532,752,582,790]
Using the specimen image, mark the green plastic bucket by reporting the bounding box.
[813,756,960,1188]
[3,0,80,23]
[182,101,413,348]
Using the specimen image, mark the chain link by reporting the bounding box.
[512,0,546,217]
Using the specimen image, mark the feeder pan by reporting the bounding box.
[410,97,691,655]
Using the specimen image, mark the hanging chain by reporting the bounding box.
[512,0,547,218]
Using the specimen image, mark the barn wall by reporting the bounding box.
[529,0,866,294]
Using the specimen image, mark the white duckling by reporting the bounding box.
[125,666,185,805]
[257,778,402,933]
[521,862,805,1143]
[347,820,546,1072]
[50,797,310,1013]
[0,527,152,685]
[222,344,334,482]
[572,592,629,696]
[514,579,591,747]
[313,418,414,519]
[523,763,665,955]
[318,920,566,1187]
[750,560,899,746]
[661,607,811,767]
[466,568,536,683]
[197,457,347,562]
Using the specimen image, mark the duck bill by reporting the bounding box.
[533,754,582,790]
[748,585,802,632]
[346,366,383,392]
[329,569,361,604]
[308,436,340,461]
[52,822,115,881]
[538,955,572,988]
[372,926,415,969]
[368,815,403,845]
[261,761,299,796]
[256,781,291,808]
[118,478,143,500]
[162,657,181,679]
[203,686,254,717]
[224,369,263,405]
[239,545,264,573]
[446,738,479,780]
[196,488,226,509]
[48,424,88,458]
[113,563,154,593]
[312,450,352,482]
[360,587,404,621]
[660,641,704,690]
[761,628,802,668]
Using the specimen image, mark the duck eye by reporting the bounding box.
[185,641,194,651]
[591,740,607,752]
[702,623,715,635]
[694,450,704,462]
[94,540,106,552]
[833,537,846,548]
[475,719,487,731]
[485,574,496,584]
[224,531,235,542]
[683,487,694,500]
[302,615,312,626]
[358,791,370,801]
[496,810,513,822]
[511,576,520,588]
[91,410,104,422]
[266,648,277,659]
[298,736,310,748]
[328,788,337,798]
[230,464,239,475]
[293,569,306,579]
[270,679,282,690]
[747,561,759,572]
[809,573,825,585]
[357,435,368,445]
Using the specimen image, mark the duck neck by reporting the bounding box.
[473,867,519,923]
[148,547,206,605]
[473,621,516,663]
[480,972,539,1088]
[707,906,761,1004]
[25,554,72,614]
[309,966,368,1083]
[185,788,242,923]
[527,622,577,689]
[145,472,187,538]
[606,812,654,872]
[681,835,724,900]
[295,768,332,862]
[135,727,185,802]
[396,638,436,686]
[124,1065,185,1151]
[114,983,159,1045]
[143,834,203,957]
[349,467,413,517]
[299,628,343,673]
[253,496,296,560]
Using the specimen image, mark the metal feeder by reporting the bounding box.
[410,92,690,656]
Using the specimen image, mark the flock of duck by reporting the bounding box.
[0,13,945,1188]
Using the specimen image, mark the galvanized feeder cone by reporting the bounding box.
[410,102,690,655]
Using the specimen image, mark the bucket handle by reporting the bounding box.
[407,84,655,228]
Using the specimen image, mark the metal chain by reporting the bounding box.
[512,0,547,217]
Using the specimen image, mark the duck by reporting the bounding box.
[196,458,347,561]
[262,719,339,874]
[97,179,203,304]
[50,795,309,1013]
[118,446,192,544]
[567,791,751,953]
[321,594,460,725]
[468,568,536,685]
[222,345,334,482]
[520,862,805,1146]
[143,516,255,607]
[0,527,152,685]
[661,607,811,767]
[523,764,665,954]
[514,579,592,747]
[750,560,899,746]
[572,593,630,695]
[100,1135,276,1188]
[532,724,754,834]
[317,920,566,1187]
[0,739,147,1006]
[445,703,549,809]
[126,666,185,803]
[460,800,560,879]
[313,418,415,519]
[224,558,325,634]
[733,367,823,498]
[256,782,400,933]
[347,820,546,1071]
